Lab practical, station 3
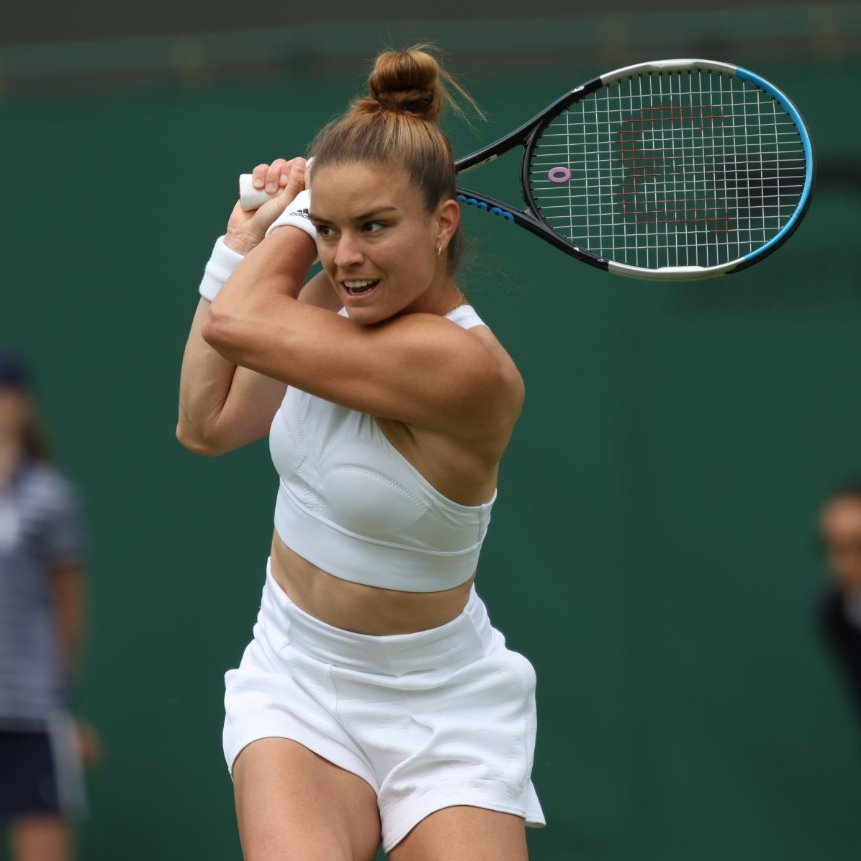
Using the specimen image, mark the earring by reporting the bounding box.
[436,246,442,257]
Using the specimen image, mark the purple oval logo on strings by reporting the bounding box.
[548,166,572,184]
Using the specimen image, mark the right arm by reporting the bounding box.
[177,158,338,456]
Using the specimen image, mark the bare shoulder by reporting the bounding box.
[408,311,524,417]
[396,312,525,445]
[466,323,525,418]
[387,320,524,500]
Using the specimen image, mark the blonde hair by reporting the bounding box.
[311,46,478,272]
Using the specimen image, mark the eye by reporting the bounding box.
[362,221,385,233]
[314,224,336,238]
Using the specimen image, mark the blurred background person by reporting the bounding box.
[0,349,95,861]
[819,481,861,716]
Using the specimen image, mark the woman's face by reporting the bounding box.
[822,497,861,594]
[0,387,31,439]
[310,161,458,324]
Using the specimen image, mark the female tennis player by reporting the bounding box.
[178,47,544,860]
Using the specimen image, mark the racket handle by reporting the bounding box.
[238,174,278,211]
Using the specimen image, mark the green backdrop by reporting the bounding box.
[2,50,860,861]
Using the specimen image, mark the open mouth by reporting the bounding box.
[341,279,381,298]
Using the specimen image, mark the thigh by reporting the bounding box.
[232,737,381,861]
[389,807,529,861]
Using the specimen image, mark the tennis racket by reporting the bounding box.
[240,59,813,282]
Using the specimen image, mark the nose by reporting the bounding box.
[333,232,364,269]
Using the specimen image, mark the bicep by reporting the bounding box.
[318,321,507,430]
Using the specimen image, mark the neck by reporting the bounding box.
[431,273,466,317]
[402,274,465,319]
[441,289,468,316]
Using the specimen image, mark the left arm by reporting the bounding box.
[52,562,86,676]
[205,231,520,438]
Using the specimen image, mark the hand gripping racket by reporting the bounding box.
[240,59,813,282]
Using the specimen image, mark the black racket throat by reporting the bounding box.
[455,77,608,269]
[455,77,603,174]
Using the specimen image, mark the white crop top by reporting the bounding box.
[269,305,494,592]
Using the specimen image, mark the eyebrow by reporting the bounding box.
[310,206,399,224]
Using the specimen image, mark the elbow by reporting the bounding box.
[201,298,253,365]
[200,303,232,355]
[175,420,230,457]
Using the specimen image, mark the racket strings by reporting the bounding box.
[527,70,806,270]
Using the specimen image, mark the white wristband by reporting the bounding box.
[265,188,316,242]
[198,236,244,302]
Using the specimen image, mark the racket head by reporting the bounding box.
[521,59,814,281]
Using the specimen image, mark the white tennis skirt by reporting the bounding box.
[223,562,546,851]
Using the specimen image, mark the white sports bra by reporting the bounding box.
[269,305,495,593]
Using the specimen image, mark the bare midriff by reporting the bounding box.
[269,532,475,635]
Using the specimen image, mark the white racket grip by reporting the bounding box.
[238,158,314,211]
[238,174,275,211]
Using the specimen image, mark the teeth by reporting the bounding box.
[344,280,376,289]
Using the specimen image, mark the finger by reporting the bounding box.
[251,163,270,190]
[282,157,308,200]
[265,158,291,195]
[278,159,294,189]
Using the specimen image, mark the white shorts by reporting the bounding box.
[223,564,546,852]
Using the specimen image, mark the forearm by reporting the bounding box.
[178,230,318,454]
[213,228,317,318]
[178,157,317,453]
[177,299,251,454]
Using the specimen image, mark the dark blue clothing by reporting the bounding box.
[821,588,861,714]
[0,723,86,821]
[0,729,63,820]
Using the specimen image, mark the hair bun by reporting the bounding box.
[367,48,443,121]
